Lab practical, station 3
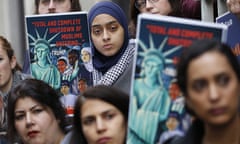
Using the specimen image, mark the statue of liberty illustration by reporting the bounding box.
[28,29,61,89]
[128,35,182,144]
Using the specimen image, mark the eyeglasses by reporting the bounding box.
[135,0,159,10]
[135,0,146,10]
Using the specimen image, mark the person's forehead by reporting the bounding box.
[79,81,86,84]
[58,59,67,63]
[82,50,90,54]
[92,14,118,26]
[68,54,77,58]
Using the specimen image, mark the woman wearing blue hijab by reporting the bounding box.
[88,1,135,95]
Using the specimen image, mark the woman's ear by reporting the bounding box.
[10,56,17,69]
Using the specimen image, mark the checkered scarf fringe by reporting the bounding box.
[93,40,135,86]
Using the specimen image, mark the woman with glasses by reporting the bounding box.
[145,0,201,19]
[129,0,201,38]
[128,0,147,38]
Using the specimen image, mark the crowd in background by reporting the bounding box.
[0,0,239,144]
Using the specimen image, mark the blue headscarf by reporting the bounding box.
[88,1,129,73]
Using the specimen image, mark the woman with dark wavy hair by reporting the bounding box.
[7,79,68,144]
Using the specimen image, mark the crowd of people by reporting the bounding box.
[0,0,239,144]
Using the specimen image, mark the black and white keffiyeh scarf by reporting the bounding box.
[93,39,135,86]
